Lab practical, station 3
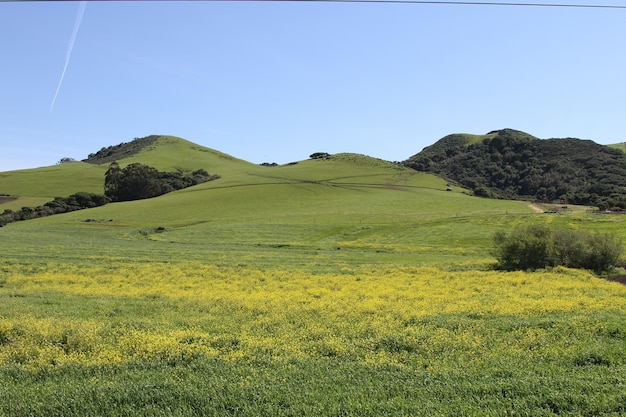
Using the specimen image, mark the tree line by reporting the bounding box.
[0,192,108,227]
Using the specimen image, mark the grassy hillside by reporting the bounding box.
[0,135,253,209]
[0,163,107,210]
[3,134,621,267]
[3,136,626,416]
[0,144,539,267]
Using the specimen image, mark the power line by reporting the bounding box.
[3,0,626,7]
[299,0,626,8]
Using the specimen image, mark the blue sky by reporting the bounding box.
[2,1,626,171]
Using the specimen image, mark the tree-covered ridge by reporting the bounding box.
[83,135,160,165]
[404,129,626,208]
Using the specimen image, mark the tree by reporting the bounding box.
[109,163,167,202]
[104,162,124,201]
[310,152,330,160]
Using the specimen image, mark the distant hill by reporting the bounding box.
[404,129,626,209]
[0,135,253,211]
[6,130,626,214]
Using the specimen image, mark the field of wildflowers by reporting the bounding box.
[2,260,626,415]
[4,137,626,414]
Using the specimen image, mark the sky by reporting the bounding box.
[2,0,626,171]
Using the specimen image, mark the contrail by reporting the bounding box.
[50,1,86,113]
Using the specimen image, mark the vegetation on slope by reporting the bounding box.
[83,135,160,165]
[0,160,220,227]
[104,162,219,202]
[404,128,626,208]
[0,192,109,227]
[0,135,243,209]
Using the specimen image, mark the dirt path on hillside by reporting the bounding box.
[527,203,544,213]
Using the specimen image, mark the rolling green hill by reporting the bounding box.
[3,135,626,416]
[404,128,626,208]
[0,135,253,210]
[0,134,538,266]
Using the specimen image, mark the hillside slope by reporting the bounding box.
[0,135,253,210]
[404,129,626,208]
[1,139,536,266]
[0,137,533,270]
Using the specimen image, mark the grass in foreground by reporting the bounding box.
[1,262,626,416]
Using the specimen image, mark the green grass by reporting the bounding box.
[0,136,254,207]
[608,142,626,153]
[456,131,499,146]
[0,162,107,199]
[1,139,537,267]
[0,160,533,268]
[3,137,626,416]
[123,135,255,174]
[3,347,626,416]
[2,271,625,417]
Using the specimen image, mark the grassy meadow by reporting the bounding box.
[1,136,626,415]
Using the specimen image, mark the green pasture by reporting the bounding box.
[0,162,106,200]
[0,136,254,207]
[2,136,626,416]
[1,153,538,268]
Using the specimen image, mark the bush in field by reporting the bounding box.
[493,225,556,271]
[493,225,622,273]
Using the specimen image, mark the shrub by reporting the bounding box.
[493,225,622,273]
[493,225,557,271]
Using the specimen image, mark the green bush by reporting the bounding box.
[493,225,622,273]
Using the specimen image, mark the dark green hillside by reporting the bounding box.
[83,135,160,165]
[404,129,626,208]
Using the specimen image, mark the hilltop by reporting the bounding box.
[404,129,626,209]
[0,135,254,211]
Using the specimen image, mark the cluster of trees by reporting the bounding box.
[83,135,160,165]
[104,162,219,202]
[310,152,331,160]
[0,192,109,227]
[404,129,626,208]
[493,225,623,273]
